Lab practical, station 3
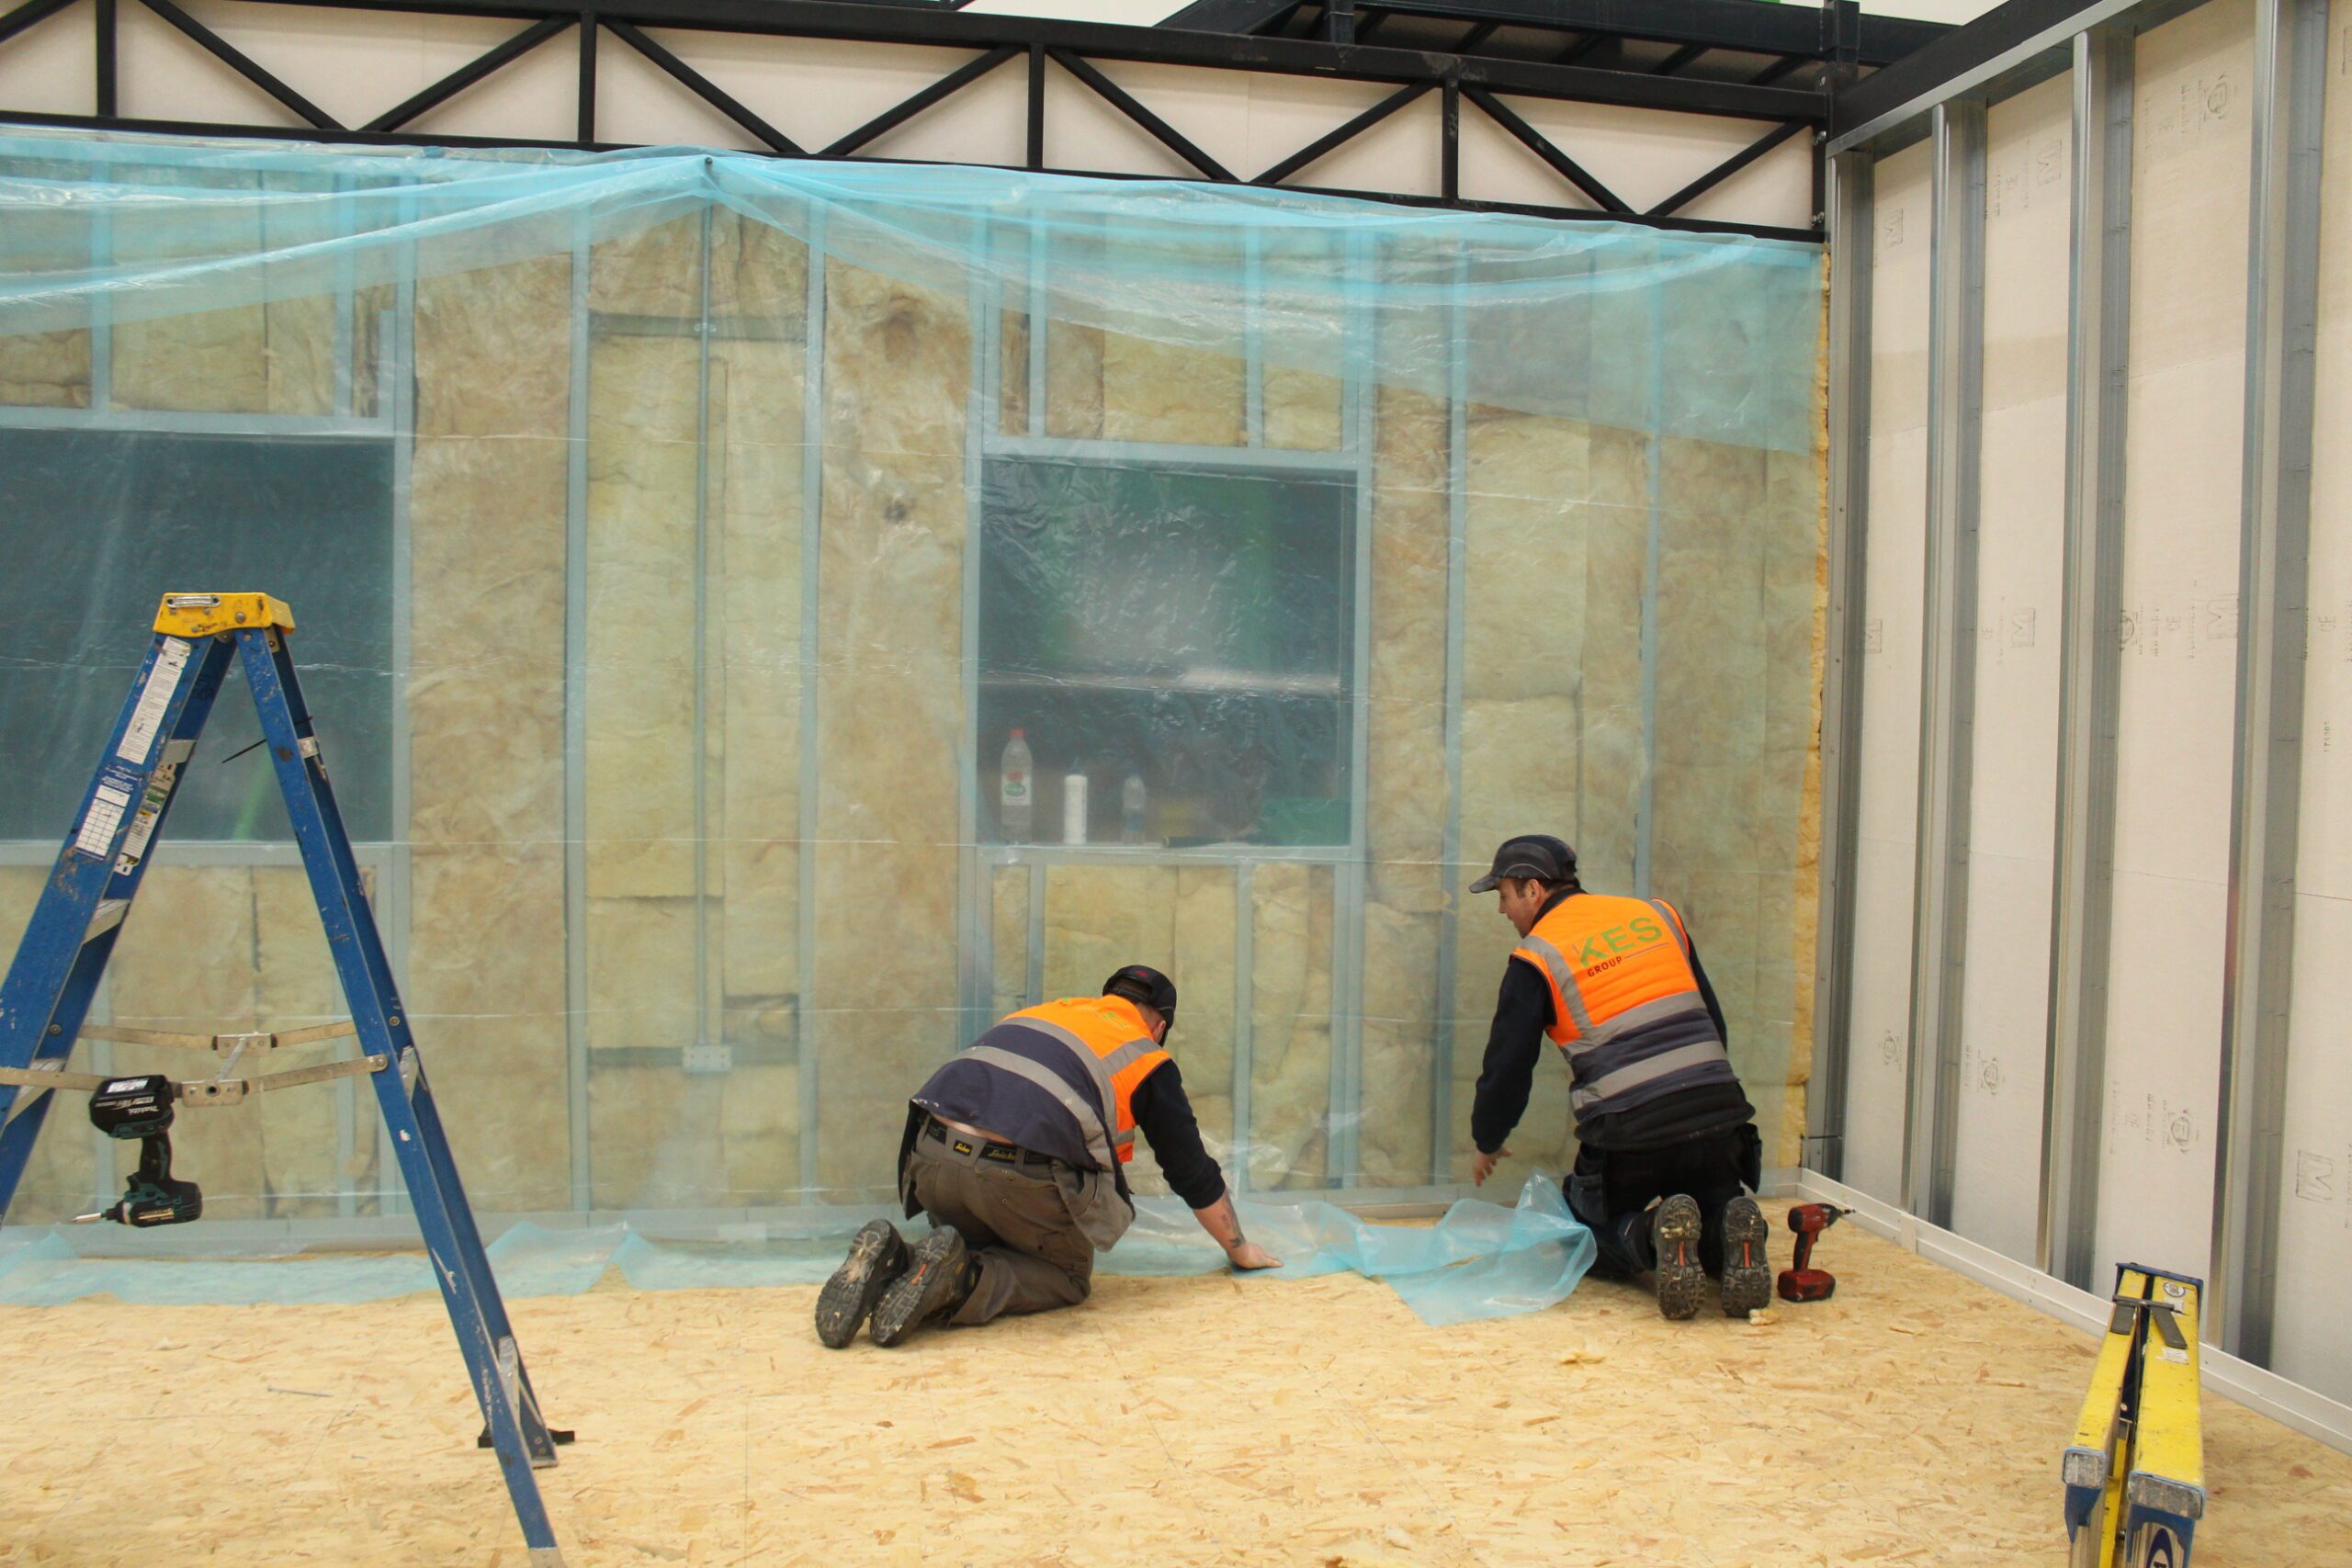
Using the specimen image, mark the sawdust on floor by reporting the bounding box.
[0,1224,2344,1566]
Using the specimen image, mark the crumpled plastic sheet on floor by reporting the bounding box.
[0,1175,1592,1326]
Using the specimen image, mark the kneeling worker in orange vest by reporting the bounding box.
[1464,835,1771,1321]
[815,964,1282,1348]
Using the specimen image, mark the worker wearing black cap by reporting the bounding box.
[1464,834,1770,1321]
[814,964,1280,1348]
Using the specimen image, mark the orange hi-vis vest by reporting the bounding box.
[913,994,1170,1172]
[1511,893,1738,1132]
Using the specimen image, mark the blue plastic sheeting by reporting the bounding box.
[0,1179,1589,1325]
[0,1221,620,1307]
[0,130,1820,452]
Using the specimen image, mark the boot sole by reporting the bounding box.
[1653,1194,1705,1322]
[814,1220,908,1349]
[1719,1195,1771,1317]
[871,1227,968,1348]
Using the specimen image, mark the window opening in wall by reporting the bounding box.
[0,428,397,842]
[977,457,1357,848]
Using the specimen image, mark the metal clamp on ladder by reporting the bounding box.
[0,592,570,1565]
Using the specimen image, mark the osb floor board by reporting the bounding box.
[0,1224,2346,1566]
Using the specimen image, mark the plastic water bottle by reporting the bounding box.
[1001,728,1033,841]
[1121,773,1148,844]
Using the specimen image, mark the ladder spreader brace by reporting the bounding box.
[0,592,571,1564]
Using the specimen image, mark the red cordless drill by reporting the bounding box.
[1778,1203,1849,1303]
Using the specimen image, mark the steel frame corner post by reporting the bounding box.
[2211,0,2328,1362]
[238,630,566,1562]
[1902,96,1986,1226]
[2041,22,2132,1291]
[1812,148,1874,1183]
[0,637,236,1213]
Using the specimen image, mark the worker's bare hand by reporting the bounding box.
[1227,1242,1282,1270]
[1471,1147,1510,1187]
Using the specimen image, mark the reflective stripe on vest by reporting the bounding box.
[1511,893,1731,1119]
[987,996,1169,1166]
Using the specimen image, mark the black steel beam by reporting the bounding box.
[138,0,341,129]
[1049,47,1236,182]
[1833,0,2107,144]
[820,43,1014,157]
[1650,41,1707,75]
[0,105,1819,242]
[363,15,572,133]
[1461,81,1626,212]
[607,17,801,153]
[1281,0,1949,65]
[1024,40,1043,170]
[576,8,594,143]
[94,0,115,118]
[0,0,74,47]
[1252,77,1430,186]
[1159,0,1300,31]
[134,0,1825,121]
[1646,115,1804,216]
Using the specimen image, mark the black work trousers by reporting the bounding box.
[1566,1122,1762,1278]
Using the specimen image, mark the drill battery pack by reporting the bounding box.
[90,1075,175,1139]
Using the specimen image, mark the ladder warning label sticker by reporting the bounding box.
[112,763,177,876]
[117,637,192,764]
[74,774,136,860]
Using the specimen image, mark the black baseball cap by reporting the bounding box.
[1103,964,1178,1030]
[1467,834,1577,893]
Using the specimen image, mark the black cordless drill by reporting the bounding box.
[77,1075,203,1227]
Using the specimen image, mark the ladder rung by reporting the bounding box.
[76,1022,359,1053]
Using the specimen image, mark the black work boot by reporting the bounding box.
[1651,1194,1705,1322]
[815,1219,910,1348]
[1719,1195,1772,1317]
[869,1227,975,1347]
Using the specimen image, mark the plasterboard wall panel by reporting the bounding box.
[1843,136,1932,1202]
[0,0,96,118]
[2091,0,2254,1290]
[1950,69,2070,1264]
[2270,0,2352,1407]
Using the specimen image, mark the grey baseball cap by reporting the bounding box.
[1467,834,1578,893]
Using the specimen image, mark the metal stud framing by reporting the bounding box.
[1901,99,1985,1227]
[2039,22,2132,1291]
[1809,150,1873,1183]
[2210,0,2327,1361]
[1826,0,2345,1380]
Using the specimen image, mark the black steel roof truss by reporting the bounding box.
[1047,45,1236,184]
[0,0,1834,240]
[822,42,1014,158]
[139,0,340,129]
[365,14,571,132]
[1647,115,1805,218]
[0,0,74,48]
[1252,76,1430,186]
[1459,81,1626,212]
[607,16,802,154]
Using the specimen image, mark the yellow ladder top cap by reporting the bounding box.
[153,592,296,637]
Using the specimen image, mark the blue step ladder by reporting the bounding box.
[0,593,569,1564]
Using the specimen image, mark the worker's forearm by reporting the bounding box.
[1191,1192,1251,1254]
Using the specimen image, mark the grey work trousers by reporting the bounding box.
[903,1138,1096,1326]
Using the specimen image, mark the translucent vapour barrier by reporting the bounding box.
[0,130,1826,1240]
